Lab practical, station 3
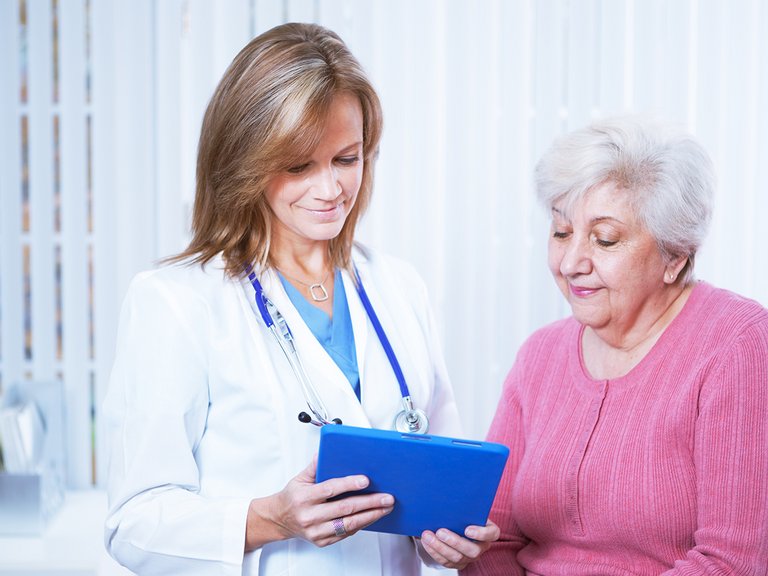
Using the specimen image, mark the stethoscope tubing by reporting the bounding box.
[351,267,410,400]
[246,264,428,433]
[248,267,335,424]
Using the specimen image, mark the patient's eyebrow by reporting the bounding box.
[551,207,625,226]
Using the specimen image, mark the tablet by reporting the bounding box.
[316,424,509,537]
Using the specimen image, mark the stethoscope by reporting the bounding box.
[246,265,430,434]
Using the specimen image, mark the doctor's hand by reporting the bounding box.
[418,520,500,570]
[245,456,394,551]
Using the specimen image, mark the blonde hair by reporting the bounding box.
[169,23,383,277]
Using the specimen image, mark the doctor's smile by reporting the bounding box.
[301,202,347,220]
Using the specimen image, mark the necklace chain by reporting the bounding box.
[276,267,332,302]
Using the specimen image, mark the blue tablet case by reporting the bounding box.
[316,425,509,537]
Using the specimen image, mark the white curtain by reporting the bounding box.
[1,0,766,496]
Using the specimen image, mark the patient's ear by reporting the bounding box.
[663,255,689,284]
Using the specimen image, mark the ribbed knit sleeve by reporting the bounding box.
[660,316,768,575]
[461,355,530,576]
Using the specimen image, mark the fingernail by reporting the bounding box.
[422,532,434,545]
[465,527,477,539]
[356,477,369,489]
[381,494,394,506]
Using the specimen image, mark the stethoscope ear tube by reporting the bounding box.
[248,265,339,425]
[299,411,343,426]
[268,320,337,427]
[247,265,429,433]
[248,268,274,329]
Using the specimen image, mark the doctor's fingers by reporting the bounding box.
[311,498,396,548]
[284,463,369,505]
[312,473,371,500]
[293,455,366,491]
[280,489,394,542]
[319,491,395,524]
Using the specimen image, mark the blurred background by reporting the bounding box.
[1,0,767,573]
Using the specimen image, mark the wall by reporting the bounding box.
[1,0,766,495]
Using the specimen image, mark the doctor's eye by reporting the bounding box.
[336,155,360,167]
[287,163,310,175]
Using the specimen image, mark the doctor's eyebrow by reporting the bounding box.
[335,141,364,155]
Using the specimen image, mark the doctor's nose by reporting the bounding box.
[311,166,342,200]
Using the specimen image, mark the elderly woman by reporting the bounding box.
[463,116,768,575]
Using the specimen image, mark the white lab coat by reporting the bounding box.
[103,245,461,575]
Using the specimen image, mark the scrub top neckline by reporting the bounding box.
[279,269,360,398]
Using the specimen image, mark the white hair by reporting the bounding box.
[534,115,715,285]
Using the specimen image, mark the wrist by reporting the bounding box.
[245,495,290,551]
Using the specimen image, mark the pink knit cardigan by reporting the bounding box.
[463,282,768,575]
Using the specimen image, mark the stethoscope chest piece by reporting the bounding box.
[394,408,429,434]
[393,396,429,434]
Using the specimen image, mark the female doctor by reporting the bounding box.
[103,22,498,575]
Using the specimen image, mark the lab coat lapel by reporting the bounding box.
[259,269,370,427]
[349,259,408,431]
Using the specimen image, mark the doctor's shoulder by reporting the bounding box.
[353,243,430,301]
[120,256,235,319]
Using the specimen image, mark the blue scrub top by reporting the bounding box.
[279,269,361,400]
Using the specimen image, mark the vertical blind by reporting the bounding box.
[1,0,766,491]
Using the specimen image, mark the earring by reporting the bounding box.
[667,272,675,282]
